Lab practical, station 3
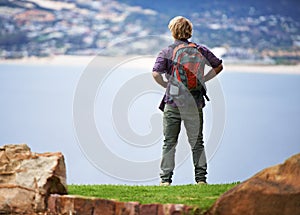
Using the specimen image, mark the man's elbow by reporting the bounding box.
[152,71,161,79]
[216,64,223,74]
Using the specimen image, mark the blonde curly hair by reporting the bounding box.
[168,16,193,40]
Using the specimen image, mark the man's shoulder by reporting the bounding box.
[159,45,173,57]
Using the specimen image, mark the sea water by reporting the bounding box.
[0,62,299,184]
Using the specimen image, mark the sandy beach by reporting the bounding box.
[1,55,300,75]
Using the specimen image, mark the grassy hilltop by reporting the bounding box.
[68,183,238,212]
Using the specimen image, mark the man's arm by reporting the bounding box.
[152,71,168,88]
[204,63,223,82]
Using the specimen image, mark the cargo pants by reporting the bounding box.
[160,104,207,183]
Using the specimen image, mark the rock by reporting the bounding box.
[48,194,141,215]
[139,204,159,215]
[47,194,199,215]
[0,144,67,214]
[115,201,140,215]
[207,153,300,215]
[158,204,199,215]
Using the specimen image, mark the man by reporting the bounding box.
[152,16,223,186]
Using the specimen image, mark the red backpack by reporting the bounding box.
[169,43,209,102]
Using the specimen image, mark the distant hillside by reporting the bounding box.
[122,0,300,47]
[0,0,299,63]
[122,0,300,19]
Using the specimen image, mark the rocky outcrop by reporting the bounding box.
[0,144,67,214]
[47,194,200,215]
[207,153,300,215]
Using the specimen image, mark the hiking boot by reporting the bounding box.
[159,182,171,186]
[197,181,207,185]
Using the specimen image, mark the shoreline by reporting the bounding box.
[1,55,300,75]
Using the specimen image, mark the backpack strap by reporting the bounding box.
[170,43,190,81]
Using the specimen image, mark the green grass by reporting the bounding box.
[68,183,238,212]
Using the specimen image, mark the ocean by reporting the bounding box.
[0,60,300,185]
